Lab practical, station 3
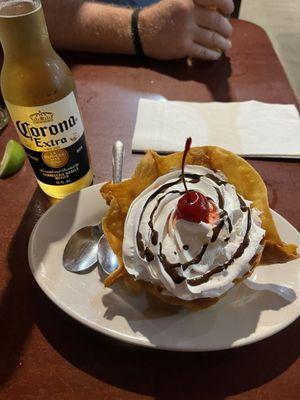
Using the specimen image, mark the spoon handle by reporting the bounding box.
[112,141,124,184]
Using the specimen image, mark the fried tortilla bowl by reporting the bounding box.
[100,146,299,309]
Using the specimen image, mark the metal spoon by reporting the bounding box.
[63,141,124,274]
[98,141,124,275]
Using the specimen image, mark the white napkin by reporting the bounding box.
[132,99,300,158]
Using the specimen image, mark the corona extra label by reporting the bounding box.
[6,92,90,186]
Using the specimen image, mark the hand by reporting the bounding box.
[139,0,234,60]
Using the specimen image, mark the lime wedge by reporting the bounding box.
[0,139,26,178]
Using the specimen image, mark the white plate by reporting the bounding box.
[28,183,300,351]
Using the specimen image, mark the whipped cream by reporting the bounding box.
[122,165,265,301]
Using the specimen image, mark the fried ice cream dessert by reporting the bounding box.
[100,141,299,309]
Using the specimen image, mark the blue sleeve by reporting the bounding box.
[98,0,160,7]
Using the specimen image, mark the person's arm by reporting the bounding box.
[42,1,135,54]
[42,0,234,60]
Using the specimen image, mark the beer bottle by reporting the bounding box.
[0,0,93,198]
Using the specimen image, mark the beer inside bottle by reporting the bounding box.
[0,0,93,198]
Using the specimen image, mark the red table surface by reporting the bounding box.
[0,20,299,400]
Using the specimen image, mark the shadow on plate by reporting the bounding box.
[100,278,297,350]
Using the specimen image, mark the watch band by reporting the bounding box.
[131,8,145,58]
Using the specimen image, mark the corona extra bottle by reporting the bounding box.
[0,0,93,198]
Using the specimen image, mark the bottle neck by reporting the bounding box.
[0,1,53,59]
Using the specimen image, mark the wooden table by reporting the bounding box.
[0,20,299,400]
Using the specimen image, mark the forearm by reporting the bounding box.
[41,0,234,61]
[41,0,134,54]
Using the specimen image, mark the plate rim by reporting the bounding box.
[28,183,300,352]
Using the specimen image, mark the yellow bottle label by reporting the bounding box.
[5,92,90,186]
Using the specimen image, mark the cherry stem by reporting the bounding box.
[181,137,192,203]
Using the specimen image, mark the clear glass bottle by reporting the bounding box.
[0,0,93,198]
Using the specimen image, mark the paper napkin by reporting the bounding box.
[132,99,300,158]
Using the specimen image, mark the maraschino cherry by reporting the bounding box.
[176,138,209,223]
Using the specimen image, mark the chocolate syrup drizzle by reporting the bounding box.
[187,208,251,286]
[135,173,252,286]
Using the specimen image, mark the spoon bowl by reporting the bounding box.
[63,224,103,273]
[98,234,119,275]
